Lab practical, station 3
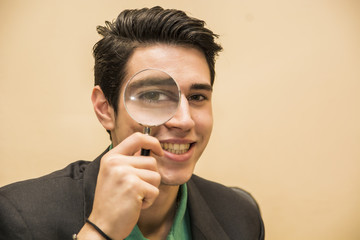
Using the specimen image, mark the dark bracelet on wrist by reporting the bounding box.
[86,219,113,240]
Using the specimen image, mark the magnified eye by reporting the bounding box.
[138,90,169,103]
[142,91,160,101]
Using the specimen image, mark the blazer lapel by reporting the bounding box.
[187,178,230,240]
[83,149,108,220]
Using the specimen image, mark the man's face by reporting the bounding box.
[111,44,213,185]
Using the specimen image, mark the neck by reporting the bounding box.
[138,184,180,240]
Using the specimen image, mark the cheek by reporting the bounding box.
[193,108,213,138]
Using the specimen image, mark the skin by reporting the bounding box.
[78,44,213,240]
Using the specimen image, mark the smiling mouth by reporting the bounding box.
[160,143,191,155]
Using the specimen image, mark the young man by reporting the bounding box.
[0,7,264,240]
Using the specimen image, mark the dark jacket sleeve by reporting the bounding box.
[0,160,90,240]
[0,193,32,240]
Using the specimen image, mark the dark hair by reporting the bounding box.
[93,6,222,116]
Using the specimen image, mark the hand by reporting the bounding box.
[77,132,164,240]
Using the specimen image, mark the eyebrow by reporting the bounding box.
[190,83,213,92]
[127,77,176,90]
[127,79,213,92]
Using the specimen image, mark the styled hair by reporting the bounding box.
[93,6,222,115]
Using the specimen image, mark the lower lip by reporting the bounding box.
[163,144,195,162]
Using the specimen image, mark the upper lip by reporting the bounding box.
[159,138,195,144]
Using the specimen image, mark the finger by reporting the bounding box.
[141,183,160,209]
[134,168,161,188]
[111,132,164,156]
[101,155,159,172]
[130,156,159,172]
[116,173,159,209]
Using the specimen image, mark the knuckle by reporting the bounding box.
[152,186,160,197]
[153,172,161,186]
[133,132,143,140]
[113,165,129,176]
[148,157,157,166]
[123,173,140,187]
[101,154,119,167]
[148,186,160,200]
[142,186,160,209]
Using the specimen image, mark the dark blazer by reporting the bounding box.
[0,150,264,240]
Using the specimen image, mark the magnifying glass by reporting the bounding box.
[123,69,181,156]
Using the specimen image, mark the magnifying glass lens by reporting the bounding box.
[124,69,180,127]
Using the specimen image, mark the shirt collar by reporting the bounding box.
[126,184,190,240]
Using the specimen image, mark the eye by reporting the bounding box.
[140,91,161,101]
[138,90,168,103]
[188,94,207,102]
[136,89,180,105]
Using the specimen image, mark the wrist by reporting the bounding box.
[86,218,113,240]
[76,222,106,240]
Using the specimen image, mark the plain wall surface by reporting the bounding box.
[1,0,359,239]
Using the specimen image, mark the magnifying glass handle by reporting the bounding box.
[141,127,151,156]
[141,149,150,156]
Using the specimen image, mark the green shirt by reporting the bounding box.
[125,183,191,240]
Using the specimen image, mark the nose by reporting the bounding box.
[165,94,195,131]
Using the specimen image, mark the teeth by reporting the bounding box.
[160,143,191,155]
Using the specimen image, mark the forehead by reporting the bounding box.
[124,44,211,90]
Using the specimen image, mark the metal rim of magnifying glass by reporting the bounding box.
[123,68,181,127]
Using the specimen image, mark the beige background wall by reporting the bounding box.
[1,0,359,239]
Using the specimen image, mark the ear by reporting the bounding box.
[91,86,115,131]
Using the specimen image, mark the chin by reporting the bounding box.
[159,167,194,186]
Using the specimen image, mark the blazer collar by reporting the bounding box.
[187,177,230,240]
